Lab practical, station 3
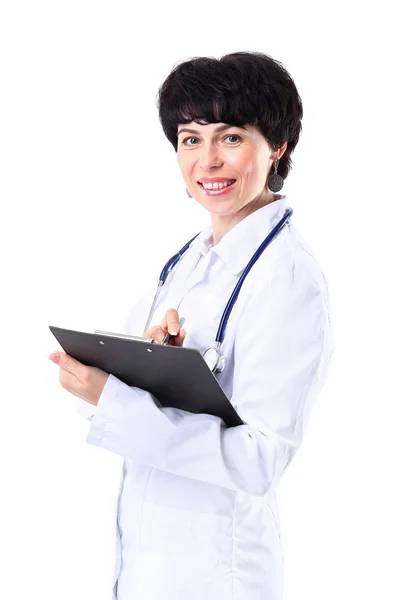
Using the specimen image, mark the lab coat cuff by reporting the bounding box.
[75,397,96,421]
[85,374,180,463]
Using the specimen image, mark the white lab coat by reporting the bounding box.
[80,196,334,600]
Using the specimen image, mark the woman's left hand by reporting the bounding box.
[48,352,109,406]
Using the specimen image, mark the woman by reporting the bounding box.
[49,51,334,600]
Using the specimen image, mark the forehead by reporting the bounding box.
[177,121,254,135]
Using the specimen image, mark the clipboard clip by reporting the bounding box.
[94,330,155,344]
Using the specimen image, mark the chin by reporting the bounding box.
[203,202,238,216]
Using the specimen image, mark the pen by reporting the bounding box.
[161,317,186,345]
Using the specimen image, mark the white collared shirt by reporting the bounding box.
[81,196,334,600]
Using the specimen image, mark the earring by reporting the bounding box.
[267,158,284,192]
[186,187,193,198]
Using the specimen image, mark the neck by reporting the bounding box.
[210,192,282,246]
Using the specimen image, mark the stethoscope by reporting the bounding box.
[143,207,293,374]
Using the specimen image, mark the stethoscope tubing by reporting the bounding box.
[215,207,293,344]
[144,207,293,373]
[159,233,200,285]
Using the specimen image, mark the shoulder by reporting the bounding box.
[241,223,332,327]
[249,223,327,290]
[235,225,334,364]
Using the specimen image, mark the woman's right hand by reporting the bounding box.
[143,308,186,347]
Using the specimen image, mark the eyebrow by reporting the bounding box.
[177,124,247,137]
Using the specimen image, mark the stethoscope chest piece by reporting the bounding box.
[203,344,226,374]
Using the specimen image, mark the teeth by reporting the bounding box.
[201,180,235,190]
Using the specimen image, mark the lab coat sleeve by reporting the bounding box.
[85,265,334,497]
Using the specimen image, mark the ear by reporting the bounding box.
[273,141,287,160]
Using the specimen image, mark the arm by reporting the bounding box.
[86,267,334,497]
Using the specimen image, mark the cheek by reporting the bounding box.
[230,149,257,177]
[237,159,257,182]
[177,154,192,177]
[242,156,268,184]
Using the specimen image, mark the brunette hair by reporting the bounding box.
[157,51,303,180]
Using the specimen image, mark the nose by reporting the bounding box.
[199,143,224,170]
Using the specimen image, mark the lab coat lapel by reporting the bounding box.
[163,245,207,312]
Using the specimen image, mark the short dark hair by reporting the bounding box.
[156,51,303,181]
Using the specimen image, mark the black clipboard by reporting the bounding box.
[49,326,243,428]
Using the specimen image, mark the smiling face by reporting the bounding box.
[177,121,287,227]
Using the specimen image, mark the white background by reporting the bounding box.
[1,1,393,599]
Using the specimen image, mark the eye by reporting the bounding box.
[181,136,199,146]
[180,133,242,147]
[224,134,241,144]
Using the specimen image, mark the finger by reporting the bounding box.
[161,308,180,336]
[59,366,81,388]
[52,351,88,381]
[144,325,167,344]
[59,367,69,387]
[143,325,165,339]
[49,351,74,372]
[169,327,187,347]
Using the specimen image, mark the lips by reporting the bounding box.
[197,179,237,196]
[198,178,237,184]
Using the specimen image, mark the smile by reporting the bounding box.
[198,180,237,196]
